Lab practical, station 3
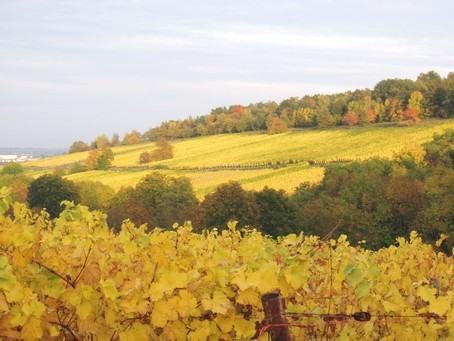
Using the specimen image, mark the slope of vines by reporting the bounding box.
[0,188,453,340]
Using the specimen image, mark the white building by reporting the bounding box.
[0,154,37,163]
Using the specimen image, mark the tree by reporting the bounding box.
[0,174,31,203]
[92,134,110,149]
[86,148,114,170]
[27,174,80,218]
[151,137,174,161]
[138,151,153,164]
[415,167,454,253]
[267,117,288,135]
[122,130,142,145]
[198,181,259,229]
[68,141,89,154]
[373,78,422,110]
[407,90,424,112]
[108,173,198,230]
[107,187,152,229]
[291,108,314,127]
[385,176,426,236]
[313,95,336,127]
[75,181,115,212]
[342,112,359,126]
[111,133,121,146]
[254,187,297,237]
[444,72,454,118]
[423,129,454,168]
[0,162,24,175]
[400,108,421,124]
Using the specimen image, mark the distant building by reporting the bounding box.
[0,154,39,164]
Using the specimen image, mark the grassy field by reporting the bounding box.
[23,120,454,198]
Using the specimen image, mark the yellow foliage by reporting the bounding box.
[0,200,453,339]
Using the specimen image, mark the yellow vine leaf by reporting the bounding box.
[211,290,233,315]
[119,322,153,341]
[22,299,45,319]
[77,318,101,336]
[234,317,256,339]
[188,320,211,341]
[428,296,451,316]
[284,264,307,290]
[100,279,120,301]
[60,288,81,307]
[417,286,436,302]
[355,280,371,299]
[148,282,165,301]
[151,299,178,328]
[161,320,187,341]
[215,314,235,333]
[0,229,12,248]
[11,230,34,247]
[79,261,101,285]
[21,317,43,341]
[231,270,249,291]
[177,290,197,318]
[159,270,188,295]
[5,284,24,303]
[0,292,8,313]
[76,300,92,320]
[236,287,260,306]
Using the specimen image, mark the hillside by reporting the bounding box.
[24,120,454,198]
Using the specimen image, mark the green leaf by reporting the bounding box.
[368,265,380,279]
[344,264,363,286]
[355,280,371,298]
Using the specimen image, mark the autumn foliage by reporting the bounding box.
[400,108,421,124]
[343,112,359,126]
[0,192,453,339]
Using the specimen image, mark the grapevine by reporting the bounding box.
[0,189,453,340]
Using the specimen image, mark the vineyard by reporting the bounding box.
[0,188,453,340]
[23,120,454,197]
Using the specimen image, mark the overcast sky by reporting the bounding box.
[1,0,453,148]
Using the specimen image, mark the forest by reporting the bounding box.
[67,70,454,151]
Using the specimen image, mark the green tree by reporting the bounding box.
[68,140,89,154]
[416,167,454,253]
[107,186,152,229]
[27,174,80,218]
[198,181,259,229]
[75,181,115,212]
[0,162,24,175]
[423,129,454,168]
[92,134,110,149]
[86,148,114,170]
[313,96,336,127]
[108,173,198,230]
[254,187,297,237]
[111,133,121,146]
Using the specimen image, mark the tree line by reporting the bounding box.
[2,129,452,253]
[68,70,453,152]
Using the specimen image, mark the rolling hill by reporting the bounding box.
[24,119,454,198]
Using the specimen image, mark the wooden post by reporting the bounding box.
[261,292,291,341]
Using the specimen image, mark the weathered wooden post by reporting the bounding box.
[261,292,291,341]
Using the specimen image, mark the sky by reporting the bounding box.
[1,0,453,149]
